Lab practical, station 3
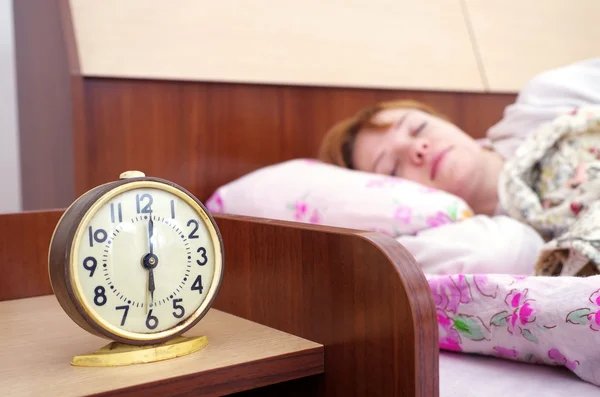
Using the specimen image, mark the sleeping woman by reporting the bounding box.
[317,58,600,276]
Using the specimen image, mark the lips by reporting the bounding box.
[430,146,454,180]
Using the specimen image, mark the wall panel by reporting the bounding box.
[70,0,485,92]
[465,0,600,92]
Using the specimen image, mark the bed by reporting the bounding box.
[202,157,600,395]
[2,204,600,396]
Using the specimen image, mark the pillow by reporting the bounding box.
[206,159,473,237]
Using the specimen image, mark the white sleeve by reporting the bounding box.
[396,215,544,275]
[487,58,600,160]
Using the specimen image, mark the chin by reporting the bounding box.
[442,167,471,200]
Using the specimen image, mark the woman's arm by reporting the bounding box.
[397,215,544,275]
[487,58,600,159]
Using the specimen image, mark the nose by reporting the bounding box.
[408,139,429,166]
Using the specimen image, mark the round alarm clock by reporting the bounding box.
[49,171,224,346]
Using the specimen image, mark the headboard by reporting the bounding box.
[14,0,518,212]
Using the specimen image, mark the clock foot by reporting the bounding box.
[70,335,208,367]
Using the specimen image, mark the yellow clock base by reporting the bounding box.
[70,335,209,367]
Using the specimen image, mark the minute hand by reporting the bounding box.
[148,215,154,255]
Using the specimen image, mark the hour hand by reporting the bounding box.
[148,269,155,305]
[142,253,158,312]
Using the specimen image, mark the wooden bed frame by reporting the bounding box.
[0,209,437,396]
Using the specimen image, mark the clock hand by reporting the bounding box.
[148,213,154,255]
[148,268,155,307]
[143,256,158,312]
[144,212,157,312]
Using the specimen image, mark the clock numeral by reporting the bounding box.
[94,286,107,306]
[191,275,204,294]
[115,305,129,326]
[145,309,159,330]
[187,219,199,239]
[82,256,97,277]
[197,247,208,266]
[110,202,123,223]
[88,226,108,247]
[136,193,153,214]
[170,200,176,219]
[172,298,185,319]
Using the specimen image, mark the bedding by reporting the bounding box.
[440,351,600,396]
[428,272,600,387]
[206,159,473,237]
[206,145,600,386]
[398,215,543,275]
[500,105,600,276]
[207,159,545,276]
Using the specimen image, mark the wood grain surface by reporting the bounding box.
[212,213,438,397]
[0,295,323,397]
[0,210,438,396]
[0,210,61,301]
[77,78,515,205]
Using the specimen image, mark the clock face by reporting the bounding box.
[70,183,222,339]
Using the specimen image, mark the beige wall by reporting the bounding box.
[70,0,599,93]
[465,0,599,92]
[71,0,484,92]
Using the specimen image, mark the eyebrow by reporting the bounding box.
[371,113,409,171]
[391,113,409,131]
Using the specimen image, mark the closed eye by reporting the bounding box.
[410,121,427,137]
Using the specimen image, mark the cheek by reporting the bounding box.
[351,132,383,172]
[436,152,479,196]
[400,167,435,187]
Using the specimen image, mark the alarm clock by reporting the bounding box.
[48,171,224,355]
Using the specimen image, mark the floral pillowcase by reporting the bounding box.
[429,273,600,387]
[206,159,473,237]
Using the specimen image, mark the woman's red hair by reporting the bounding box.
[318,99,449,169]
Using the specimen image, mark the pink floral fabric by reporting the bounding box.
[206,159,473,236]
[427,273,600,387]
